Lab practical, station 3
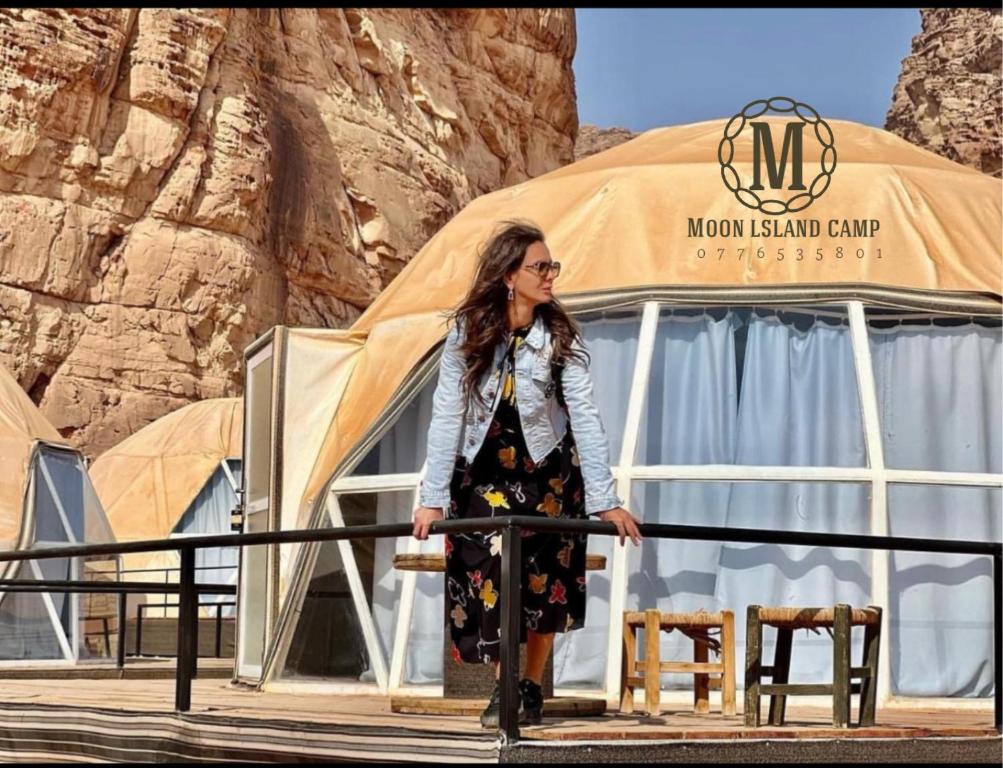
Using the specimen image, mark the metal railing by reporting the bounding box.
[0,518,998,744]
[134,601,236,659]
[113,562,237,659]
[117,563,237,619]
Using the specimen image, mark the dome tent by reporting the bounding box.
[0,362,116,663]
[236,118,1001,705]
[90,398,243,620]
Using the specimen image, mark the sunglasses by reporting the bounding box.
[522,260,562,279]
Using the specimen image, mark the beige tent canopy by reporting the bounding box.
[300,117,1002,523]
[91,397,242,547]
[90,398,243,609]
[238,117,1001,698]
[0,362,116,662]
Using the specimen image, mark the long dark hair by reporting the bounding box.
[444,219,589,410]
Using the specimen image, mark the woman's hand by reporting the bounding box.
[412,506,445,540]
[597,507,643,547]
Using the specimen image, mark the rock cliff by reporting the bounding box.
[886,7,1001,177]
[0,8,577,456]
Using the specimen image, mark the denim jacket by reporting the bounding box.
[418,313,624,516]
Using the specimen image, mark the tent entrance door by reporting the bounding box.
[236,342,276,680]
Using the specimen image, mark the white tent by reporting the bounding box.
[90,398,243,620]
[235,118,1001,706]
[0,363,117,663]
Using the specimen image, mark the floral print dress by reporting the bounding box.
[445,323,588,665]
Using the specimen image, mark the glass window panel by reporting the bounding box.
[636,307,739,466]
[35,554,72,640]
[282,491,410,683]
[404,554,444,685]
[352,372,438,477]
[32,461,70,545]
[238,537,268,672]
[870,317,1002,473]
[81,557,121,660]
[629,480,872,689]
[576,308,641,463]
[281,537,369,679]
[0,563,66,660]
[735,308,865,467]
[636,306,865,468]
[887,483,1000,697]
[225,458,243,490]
[246,351,273,508]
[552,532,613,689]
[36,449,87,542]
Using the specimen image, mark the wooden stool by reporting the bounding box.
[620,609,736,717]
[744,603,882,728]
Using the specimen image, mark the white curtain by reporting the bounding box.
[870,322,1002,696]
[625,311,740,688]
[714,313,872,685]
[553,314,640,688]
[173,462,241,617]
[344,309,1001,698]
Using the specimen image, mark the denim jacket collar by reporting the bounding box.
[509,312,547,352]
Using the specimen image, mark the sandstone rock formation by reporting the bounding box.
[574,123,637,161]
[0,8,577,457]
[886,7,1001,177]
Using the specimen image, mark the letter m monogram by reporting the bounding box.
[749,122,806,191]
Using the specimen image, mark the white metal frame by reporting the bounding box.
[277,300,1002,707]
[387,462,428,695]
[237,345,275,679]
[325,493,390,690]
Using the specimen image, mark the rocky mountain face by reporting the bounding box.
[0,8,577,457]
[2,7,999,461]
[574,124,637,161]
[886,7,1001,177]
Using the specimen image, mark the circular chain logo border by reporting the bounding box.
[717,97,836,215]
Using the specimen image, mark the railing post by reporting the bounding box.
[135,604,143,656]
[498,522,522,744]
[116,591,127,669]
[193,598,200,678]
[994,552,1001,734]
[215,602,223,659]
[175,545,197,712]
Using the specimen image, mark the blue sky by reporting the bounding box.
[574,8,922,130]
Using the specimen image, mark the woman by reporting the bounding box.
[412,220,642,728]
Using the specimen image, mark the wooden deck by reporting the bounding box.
[0,658,232,680]
[0,676,996,762]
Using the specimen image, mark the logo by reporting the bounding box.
[718,97,836,215]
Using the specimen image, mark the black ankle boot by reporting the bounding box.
[480,680,524,728]
[518,678,544,724]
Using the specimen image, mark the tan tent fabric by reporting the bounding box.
[0,364,67,549]
[297,118,1002,520]
[297,315,447,529]
[90,398,242,551]
[354,118,1001,331]
[277,328,366,601]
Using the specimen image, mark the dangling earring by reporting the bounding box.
[507,285,514,301]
